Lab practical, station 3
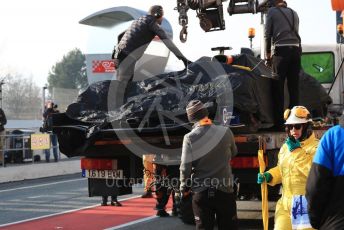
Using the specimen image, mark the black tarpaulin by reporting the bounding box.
[65,54,332,131]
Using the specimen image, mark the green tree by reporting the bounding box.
[48,48,87,90]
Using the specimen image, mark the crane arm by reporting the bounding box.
[175,0,274,42]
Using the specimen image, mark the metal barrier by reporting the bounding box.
[0,132,60,167]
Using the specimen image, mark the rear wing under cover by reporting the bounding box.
[79,6,173,39]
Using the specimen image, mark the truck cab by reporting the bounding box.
[252,43,343,113]
[301,44,343,111]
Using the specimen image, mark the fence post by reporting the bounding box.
[1,134,4,167]
[22,134,25,163]
[32,136,34,164]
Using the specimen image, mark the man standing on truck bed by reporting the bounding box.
[264,0,302,131]
[111,5,191,88]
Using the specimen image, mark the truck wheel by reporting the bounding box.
[268,185,281,201]
[266,149,280,201]
[56,129,86,155]
[266,149,279,168]
[238,184,260,200]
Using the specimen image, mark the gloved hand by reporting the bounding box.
[113,58,119,69]
[265,58,272,68]
[180,187,191,197]
[182,58,192,68]
[111,45,117,59]
[285,136,301,152]
[257,172,272,184]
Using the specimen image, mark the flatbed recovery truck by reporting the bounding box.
[52,3,343,201]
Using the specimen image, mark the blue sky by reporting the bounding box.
[0,0,337,87]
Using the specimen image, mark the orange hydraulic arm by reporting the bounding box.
[332,0,344,11]
[332,0,344,34]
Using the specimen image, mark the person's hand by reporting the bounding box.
[265,58,272,68]
[39,127,45,133]
[285,136,301,152]
[111,46,117,59]
[181,188,191,197]
[182,58,192,68]
[113,58,119,69]
[257,172,272,184]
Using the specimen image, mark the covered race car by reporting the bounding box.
[52,54,331,157]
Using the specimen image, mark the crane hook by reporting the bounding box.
[180,25,188,43]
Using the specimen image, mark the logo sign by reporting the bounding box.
[31,134,50,150]
[92,60,116,73]
[222,107,232,125]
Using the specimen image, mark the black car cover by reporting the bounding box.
[65,54,332,132]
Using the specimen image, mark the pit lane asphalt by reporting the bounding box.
[0,173,276,229]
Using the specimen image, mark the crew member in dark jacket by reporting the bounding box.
[306,112,344,230]
[265,0,301,130]
[0,108,7,131]
[42,102,59,162]
[112,5,190,85]
[154,164,179,217]
[180,100,238,230]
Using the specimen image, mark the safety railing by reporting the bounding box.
[0,132,60,167]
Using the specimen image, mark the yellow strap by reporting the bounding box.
[232,65,252,71]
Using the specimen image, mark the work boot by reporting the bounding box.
[156,210,169,217]
[172,207,178,216]
[141,191,153,198]
[111,200,122,206]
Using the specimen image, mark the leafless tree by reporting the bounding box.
[2,73,42,119]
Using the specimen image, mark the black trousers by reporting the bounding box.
[114,53,137,103]
[272,46,301,127]
[116,52,136,83]
[154,164,179,211]
[102,195,118,203]
[192,189,238,230]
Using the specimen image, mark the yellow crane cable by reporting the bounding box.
[258,136,269,230]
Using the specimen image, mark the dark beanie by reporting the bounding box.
[148,5,163,18]
[186,100,209,123]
